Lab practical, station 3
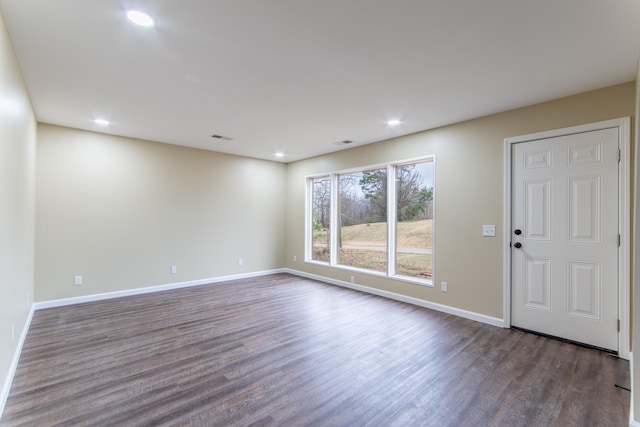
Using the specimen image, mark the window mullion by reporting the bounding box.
[305,178,312,261]
[387,164,397,277]
[329,173,339,266]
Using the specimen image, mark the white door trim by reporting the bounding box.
[503,117,630,359]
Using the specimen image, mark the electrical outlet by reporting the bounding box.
[351,276,355,284]
[74,275,82,286]
[441,281,448,292]
[170,265,177,274]
[238,258,243,267]
[293,255,297,262]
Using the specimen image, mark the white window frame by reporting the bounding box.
[305,155,435,287]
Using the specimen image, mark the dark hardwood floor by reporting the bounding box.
[1,273,630,426]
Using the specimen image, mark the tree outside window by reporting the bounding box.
[311,176,331,262]
[307,157,434,284]
[338,169,387,273]
[395,162,433,280]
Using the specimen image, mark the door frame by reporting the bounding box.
[503,117,631,359]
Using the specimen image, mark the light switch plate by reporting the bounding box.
[482,225,496,237]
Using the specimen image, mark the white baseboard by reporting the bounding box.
[34,269,286,310]
[285,268,504,328]
[0,305,35,420]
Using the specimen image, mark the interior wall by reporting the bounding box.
[0,8,36,411]
[632,54,640,424]
[285,82,635,319]
[35,124,286,301]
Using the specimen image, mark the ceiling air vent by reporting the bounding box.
[211,134,234,141]
[333,139,353,146]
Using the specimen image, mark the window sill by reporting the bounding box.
[304,260,434,288]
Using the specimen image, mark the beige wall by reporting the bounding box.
[35,124,286,301]
[632,55,640,424]
[285,82,636,319]
[0,8,37,409]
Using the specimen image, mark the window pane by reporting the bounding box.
[395,161,433,279]
[338,169,387,273]
[311,177,331,262]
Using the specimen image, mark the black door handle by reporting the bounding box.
[513,242,522,249]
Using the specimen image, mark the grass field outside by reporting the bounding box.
[312,219,432,278]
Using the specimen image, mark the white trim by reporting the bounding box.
[286,268,504,328]
[304,155,435,180]
[503,117,631,359]
[304,177,312,262]
[329,174,339,266]
[618,118,631,360]
[34,269,285,310]
[502,138,512,328]
[305,259,434,287]
[305,155,436,285]
[630,352,638,427]
[430,155,437,287]
[0,305,35,419]
[387,164,397,277]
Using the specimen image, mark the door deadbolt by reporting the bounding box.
[514,229,522,235]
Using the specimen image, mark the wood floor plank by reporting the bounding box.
[1,273,630,426]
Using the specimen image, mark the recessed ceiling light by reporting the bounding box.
[127,10,154,27]
[274,152,285,158]
[93,118,110,126]
[386,119,402,127]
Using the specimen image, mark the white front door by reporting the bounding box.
[511,127,619,351]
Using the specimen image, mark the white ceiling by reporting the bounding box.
[1,1,640,163]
